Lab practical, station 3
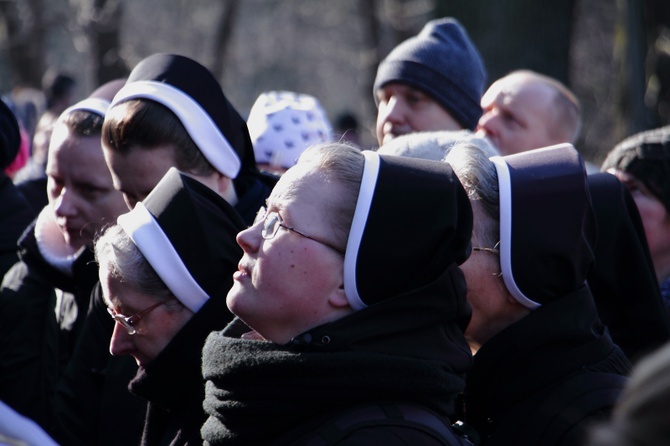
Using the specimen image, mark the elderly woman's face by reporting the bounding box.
[228,163,349,344]
[101,267,194,368]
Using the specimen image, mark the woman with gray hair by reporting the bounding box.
[445,143,630,446]
[96,167,245,446]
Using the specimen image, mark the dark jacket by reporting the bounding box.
[462,286,631,446]
[586,173,670,363]
[201,265,473,446]
[0,173,35,278]
[132,289,234,446]
[0,213,98,428]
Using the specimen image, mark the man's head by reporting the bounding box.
[102,53,256,209]
[46,94,127,250]
[602,126,670,282]
[476,70,581,155]
[373,17,486,146]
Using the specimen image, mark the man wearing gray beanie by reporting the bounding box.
[374,17,487,147]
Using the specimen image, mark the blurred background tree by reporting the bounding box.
[1,0,668,163]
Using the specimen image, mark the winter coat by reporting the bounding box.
[201,264,473,446]
[462,286,632,446]
[0,207,98,428]
[0,173,35,277]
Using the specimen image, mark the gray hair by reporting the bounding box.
[94,224,175,303]
[377,130,499,161]
[296,141,365,252]
[444,142,500,249]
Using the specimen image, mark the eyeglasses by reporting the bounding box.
[471,241,502,277]
[255,206,345,255]
[472,241,500,255]
[107,301,164,335]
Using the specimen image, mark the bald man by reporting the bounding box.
[476,70,581,156]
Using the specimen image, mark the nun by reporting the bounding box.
[201,142,474,445]
[445,143,632,446]
[95,167,245,446]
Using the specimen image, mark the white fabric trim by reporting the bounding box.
[117,202,209,312]
[60,98,110,119]
[343,151,380,311]
[490,156,541,310]
[34,206,84,276]
[111,80,241,179]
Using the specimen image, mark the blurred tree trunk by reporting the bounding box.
[0,0,47,88]
[212,0,240,79]
[436,0,576,86]
[91,0,128,84]
[359,0,381,118]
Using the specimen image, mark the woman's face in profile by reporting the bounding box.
[227,163,348,344]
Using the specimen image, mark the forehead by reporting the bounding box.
[485,76,556,109]
[268,163,337,210]
[47,125,105,171]
[103,146,176,193]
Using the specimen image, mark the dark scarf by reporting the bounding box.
[201,327,465,446]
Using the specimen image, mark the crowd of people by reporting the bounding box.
[0,15,669,446]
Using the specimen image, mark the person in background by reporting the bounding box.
[0,98,35,279]
[475,70,581,157]
[201,143,474,445]
[445,143,630,446]
[96,168,245,445]
[0,83,127,429]
[247,90,333,175]
[373,17,486,147]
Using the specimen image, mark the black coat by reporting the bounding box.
[462,286,631,446]
[201,265,472,446]
[0,216,98,428]
[0,173,35,278]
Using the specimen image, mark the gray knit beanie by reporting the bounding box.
[373,17,486,131]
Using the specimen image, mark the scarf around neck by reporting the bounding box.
[201,330,465,445]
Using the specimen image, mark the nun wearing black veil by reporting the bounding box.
[201,143,474,445]
[446,144,632,446]
[95,167,245,446]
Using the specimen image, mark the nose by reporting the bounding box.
[476,110,499,136]
[123,193,138,210]
[109,322,135,357]
[378,95,404,125]
[53,187,78,218]
[236,220,263,254]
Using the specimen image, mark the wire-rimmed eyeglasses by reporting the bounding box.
[107,301,164,336]
[255,206,345,255]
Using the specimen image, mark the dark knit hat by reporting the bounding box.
[0,98,21,170]
[111,53,255,179]
[601,125,670,213]
[373,17,487,131]
[117,167,246,312]
[491,143,596,309]
[344,151,473,310]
